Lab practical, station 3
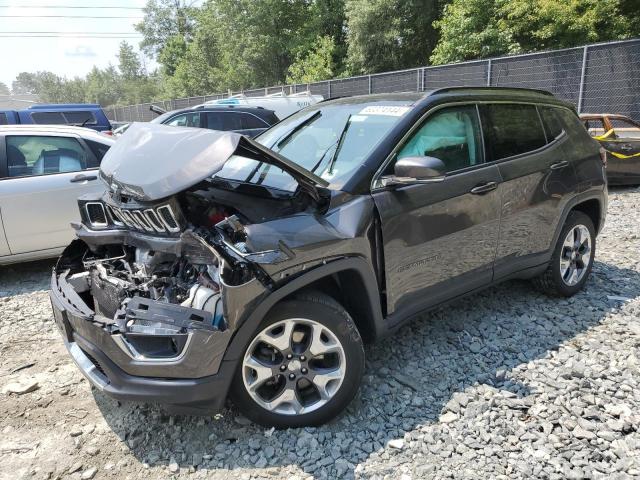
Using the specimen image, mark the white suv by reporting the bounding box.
[0,125,115,265]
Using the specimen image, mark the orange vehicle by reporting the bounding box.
[580,113,640,185]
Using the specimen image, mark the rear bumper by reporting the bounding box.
[49,271,235,411]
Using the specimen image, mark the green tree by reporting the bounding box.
[85,66,123,106]
[287,35,336,83]
[345,0,445,74]
[431,0,640,64]
[158,35,188,76]
[135,0,198,57]
[0,82,10,95]
[12,72,41,94]
[118,41,142,80]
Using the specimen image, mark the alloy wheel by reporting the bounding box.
[559,224,592,286]
[242,318,346,415]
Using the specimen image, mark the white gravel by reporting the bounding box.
[1,187,639,480]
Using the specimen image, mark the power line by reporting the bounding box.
[2,15,143,18]
[0,5,143,8]
[0,35,142,38]
[0,31,141,34]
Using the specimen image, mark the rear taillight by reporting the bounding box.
[103,130,113,136]
[599,147,607,167]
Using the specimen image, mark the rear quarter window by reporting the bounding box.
[481,104,547,160]
[85,139,111,164]
[31,111,66,124]
[0,113,7,125]
[539,106,566,141]
[63,111,96,125]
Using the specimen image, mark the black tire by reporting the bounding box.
[533,211,596,296]
[230,292,365,428]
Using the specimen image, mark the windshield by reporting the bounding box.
[213,100,412,192]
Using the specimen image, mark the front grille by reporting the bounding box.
[87,202,181,234]
[85,202,107,228]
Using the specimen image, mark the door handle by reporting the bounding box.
[549,160,569,170]
[620,144,633,151]
[470,181,498,194]
[70,174,98,183]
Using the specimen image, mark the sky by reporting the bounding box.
[0,0,151,89]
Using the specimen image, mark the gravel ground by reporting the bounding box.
[1,187,639,480]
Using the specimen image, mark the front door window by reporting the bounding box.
[397,105,483,173]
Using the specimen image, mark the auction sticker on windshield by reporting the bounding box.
[359,105,411,116]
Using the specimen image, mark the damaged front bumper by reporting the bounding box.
[50,266,237,411]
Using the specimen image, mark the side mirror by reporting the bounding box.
[381,156,446,187]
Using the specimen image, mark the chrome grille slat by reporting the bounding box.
[105,205,124,226]
[143,209,166,232]
[132,210,154,232]
[157,205,180,232]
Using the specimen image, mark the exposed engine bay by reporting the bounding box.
[86,246,224,328]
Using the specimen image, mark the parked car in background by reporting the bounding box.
[50,88,606,427]
[0,125,115,265]
[0,104,113,134]
[151,105,279,137]
[202,91,323,119]
[580,113,640,185]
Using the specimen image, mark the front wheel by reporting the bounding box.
[534,211,596,296]
[230,292,365,428]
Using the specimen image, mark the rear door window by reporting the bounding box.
[0,113,7,125]
[220,112,243,131]
[165,112,200,127]
[240,113,268,129]
[6,135,89,177]
[481,104,547,161]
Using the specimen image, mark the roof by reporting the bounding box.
[0,124,116,144]
[319,87,561,108]
[170,104,276,115]
[27,103,102,110]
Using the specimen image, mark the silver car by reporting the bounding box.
[0,125,115,265]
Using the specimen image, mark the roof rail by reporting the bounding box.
[430,86,554,97]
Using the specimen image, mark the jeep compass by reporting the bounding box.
[50,88,607,428]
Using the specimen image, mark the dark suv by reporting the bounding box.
[151,105,279,138]
[50,88,607,428]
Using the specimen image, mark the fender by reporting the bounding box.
[549,188,606,258]
[222,256,384,363]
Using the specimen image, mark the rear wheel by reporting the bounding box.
[534,211,595,296]
[230,293,365,428]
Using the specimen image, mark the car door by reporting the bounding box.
[481,103,578,278]
[372,104,502,317]
[0,140,11,257]
[0,133,105,255]
[601,117,640,182]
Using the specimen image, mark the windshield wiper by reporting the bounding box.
[327,115,352,175]
[272,111,322,150]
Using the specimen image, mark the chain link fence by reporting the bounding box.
[104,38,640,123]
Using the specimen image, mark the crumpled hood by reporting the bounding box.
[99,122,328,202]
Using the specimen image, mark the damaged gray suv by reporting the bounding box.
[50,88,607,427]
